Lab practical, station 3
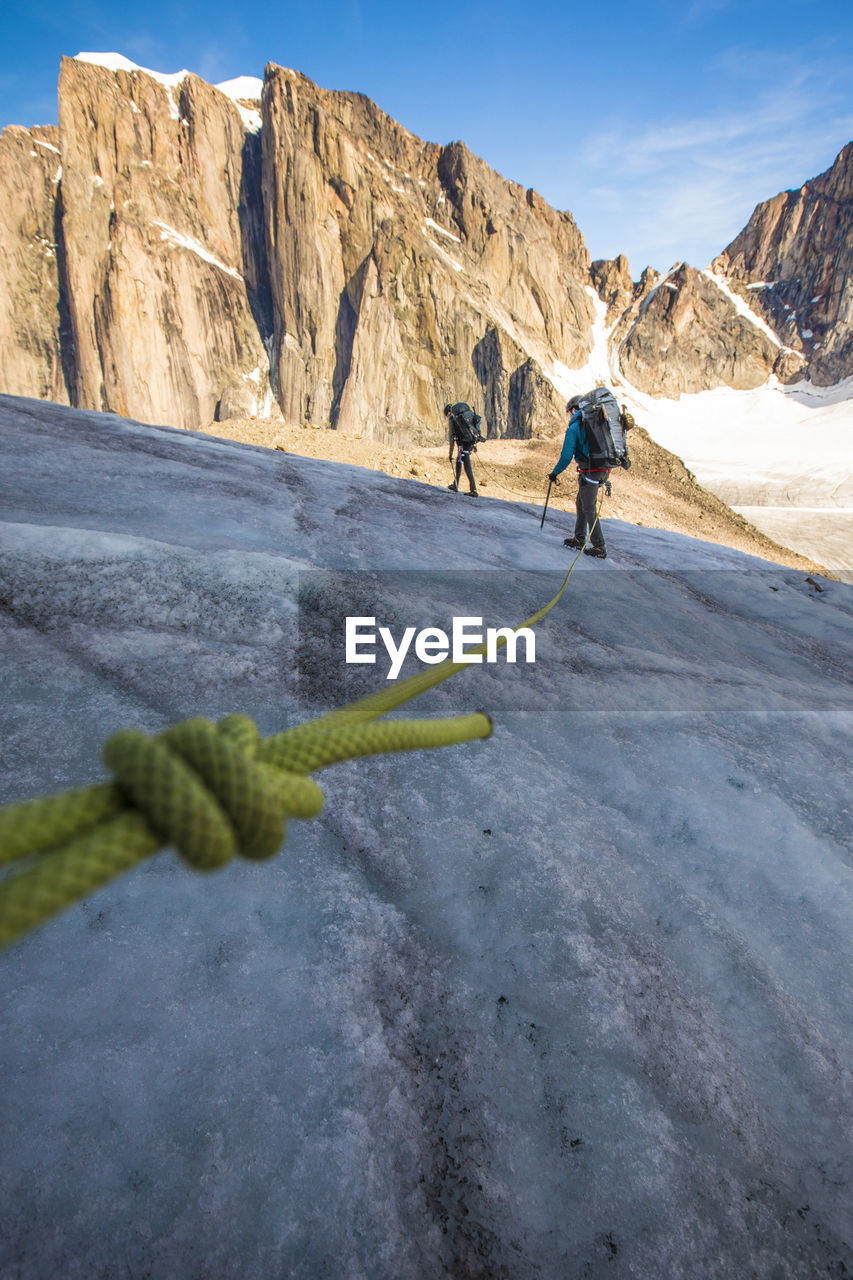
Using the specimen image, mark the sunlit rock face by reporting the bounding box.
[615,262,789,398]
[0,123,69,405]
[712,142,853,387]
[592,143,852,399]
[260,64,593,443]
[57,56,273,429]
[0,57,594,441]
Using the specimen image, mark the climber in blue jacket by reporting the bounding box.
[550,406,588,477]
[548,400,609,559]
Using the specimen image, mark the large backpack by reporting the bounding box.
[449,403,483,447]
[576,387,631,469]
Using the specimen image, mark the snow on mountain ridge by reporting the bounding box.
[215,75,264,101]
[74,50,193,88]
[74,52,263,129]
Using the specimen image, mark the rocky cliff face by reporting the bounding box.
[57,57,272,429]
[261,65,592,442]
[590,253,635,317]
[712,142,853,386]
[0,56,850,428]
[0,124,69,404]
[597,144,852,395]
[611,262,804,397]
[0,55,592,442]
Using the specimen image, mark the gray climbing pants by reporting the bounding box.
[574,476,606,550]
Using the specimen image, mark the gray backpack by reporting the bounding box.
[449,403,483,446]
[576,387,631,468]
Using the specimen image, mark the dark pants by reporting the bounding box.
[574,477,605,549]
[455,449,477,492]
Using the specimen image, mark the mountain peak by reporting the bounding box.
[713,139,853,385]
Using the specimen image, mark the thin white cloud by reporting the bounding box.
[550,50,853,271]
[583,85,846,173]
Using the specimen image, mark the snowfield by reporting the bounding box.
[0,395,852,1279]
[628,375,853,508]
[632,376,853,581]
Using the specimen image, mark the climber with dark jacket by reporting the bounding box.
[445,402,482,497]
[549,398,610,559]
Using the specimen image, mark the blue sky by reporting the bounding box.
[2,0,851,272]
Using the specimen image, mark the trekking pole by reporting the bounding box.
[540,476,557,528]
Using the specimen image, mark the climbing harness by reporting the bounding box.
[0,492,605,952]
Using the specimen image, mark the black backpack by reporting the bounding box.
[576,387,631,468]
[449,403,483,446]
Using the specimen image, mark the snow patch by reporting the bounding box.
[425,238,463,271]
[634,266,673,318]
[152,221,243,281]
[214,76,264,131]
[424,217,461,243]
[703,270,799,354]
[543,284,618,405]
[234,103,262,132]
[622,373,853,515]
[74,51,192,90]
[73,52,264,132]
[75,52,187,122]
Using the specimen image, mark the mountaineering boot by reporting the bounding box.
[447,482,458,492]
[563,536,584,549]
[584,547,607,559]
[466,489,479,498]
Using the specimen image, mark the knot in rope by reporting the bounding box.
[0,495,607,952]
[102,715,324,870]
[0,698,490,951]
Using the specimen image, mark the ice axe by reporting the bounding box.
[540,474,558,528]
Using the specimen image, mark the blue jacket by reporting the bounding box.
[551,411,589,478]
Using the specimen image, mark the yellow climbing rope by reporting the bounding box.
[0,494,602,952]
